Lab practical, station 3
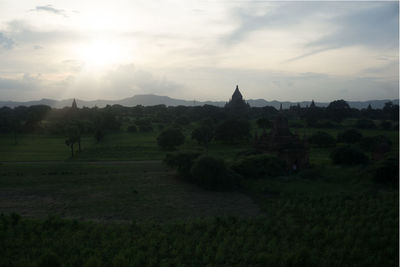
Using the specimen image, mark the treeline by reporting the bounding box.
[0,99,398,135]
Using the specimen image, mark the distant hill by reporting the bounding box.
[0,94,398,110]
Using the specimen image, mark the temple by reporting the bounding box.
[225,85,250,115]
[255,114,310,170]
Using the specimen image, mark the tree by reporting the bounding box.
[256,117,271,130]
[191,125,213,148]
[214,119,250,143]
[337,129,362,144]
[330,146,369,165]
[65,124,81,157]
[308,131,336,147]
[157,128,185,150]
[326,99,351,122]
[190,155,236,190]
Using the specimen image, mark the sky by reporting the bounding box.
[0,0,398,102]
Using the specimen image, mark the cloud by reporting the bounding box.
[5,20,85,45]
[104,64,183,96]
[225,2,398,61]
[32,5,67,17]
[0,32,15,49]
[306,3,398,51]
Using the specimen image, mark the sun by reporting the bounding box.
[77,39,125,67]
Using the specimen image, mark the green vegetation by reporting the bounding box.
[0,99,398,266]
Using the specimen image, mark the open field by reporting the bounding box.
[0,161,260,223]
[0,121,397,162]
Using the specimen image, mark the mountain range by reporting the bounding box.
[0,94,398,110]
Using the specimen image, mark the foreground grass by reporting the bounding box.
[0,160,398,266]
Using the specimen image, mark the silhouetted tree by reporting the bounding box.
[215,119,250,143]
[330,146,369,165]
[337,129,362,144]
[65,124,81,157]
[157,128,185,150]
[326,99,351,122]
[308,131,336,147]
[191,125,213,148]
[256,117,271,130]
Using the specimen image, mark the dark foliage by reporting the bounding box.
[231,154,286,179]
[164,151,201,178]
[127,125,137,133]
[355,119,376,129]
[337,129,362,144]
[174,116,191,126]
[326,99,351,122]
[359,135,391,153]
[373,157,399,186]
[308,131,336,147]
[135,119,153,132]
[214,119,250,143]
[256,117,271,130]
[94,128,104,143]
[330,146,369,165]
[191,125,214,147]
[157,128,185,150]
[379,120,392,130]
[190,155,237,190]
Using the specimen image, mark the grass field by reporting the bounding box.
[0,161,260,223]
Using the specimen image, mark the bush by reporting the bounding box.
[157,128,185,150]
[308,131,336,147]
[355,119,376,129]
[190,155,237,190]
[289,121,304,128]
[127,125,137,133]
[359,135,391,153]
[191,125,214,147]
[164,151,201,178]
[214,119,250,143]
[136,119,153,132]
[298,168,322,180]
[330,146,369,165]
[380,120,392,130]
[231,154,286,179]
[373,157,399,186]
[36,251,61,267]
[337,129,362,144]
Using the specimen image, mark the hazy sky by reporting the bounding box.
[0,1,398,102]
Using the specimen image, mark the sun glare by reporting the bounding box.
[77,39,125,67]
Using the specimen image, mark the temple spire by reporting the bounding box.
[72,98,77,109]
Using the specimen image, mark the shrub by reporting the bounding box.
[355,119,376,129]
[164,151,201,178]
[308,131,336,147]
[359,135,391,152]
[330,146,369,165]
[289,121,304,128]
[231,154,286,179]
[191,125,214,147]
[157,128,185,150]
[190,155,237,190]
[298,168,322,180]
[36,251,61,267]
[337,129,362,144]
[174,116,191,126]
[214,119,250,143]
[127,125,137,133]
[380,120,392,130]
[373,157,399,186]
[136,119,153,132]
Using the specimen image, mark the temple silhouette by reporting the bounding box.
[225,85,250,115]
